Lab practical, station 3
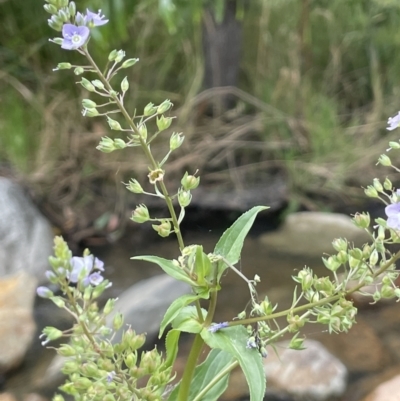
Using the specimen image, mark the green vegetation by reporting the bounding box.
[2,0,400,218]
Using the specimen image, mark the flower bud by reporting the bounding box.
[181,172,200,190]
[322,256,341,272]
[114,138,127,149]
[353,212,370,229]
[68,1,76,17]
[58,344,76,357]
[337,250,348,264]
[112,312,124,331]
[62,360,80,374]
[74,67,84,75]
[121,77,129,93]
[43,326,63,341]
[126,179,144,194]
[332,238,347,252]
[108,49,118,61]
[131,204,150,223]
[48,18,63,31]
[381,285,395,299]
[44,4,58,13]
[178,189,192,207]
[129,333,146,350]
[384,178,393,190]
[121,58,139,68]
[82,99,97,109]
[73,377,92,390]
[124,353,137,368]
[37,286,53,298]
[152,220,171,238]
[297,269,313,291]
[170,132,184,150]
[138,123,147,140]
[260,299,273,315]
[115,50,126,63]
[97,137,115,153]
[83,108,99,117]
[364,186,379,198]
[107,117,122,131]
[144,102,157,116]
[80,77,96,92]
[373,178,384,193]
[378,154,392,167]
[369,249,379,266]
[55,62,71,70]
[53,395,65,401]
[289,335,305,350]
[156,115,172,131]
[91,79,105,90]
[50,296,65,308]
[157,99,173,114]
[58,9,69,22]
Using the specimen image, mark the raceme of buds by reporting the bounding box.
[80,77,96,92]
[152,220,171,237]
[121,77,129,93]
[332,238,347,252]
[92,79,105,90]
[82,99,97,109]
[97,137,115,153]
[181,172,200,190]
[157,99,173,114]
[178,188,192,208]
[364,186,379,198]
[131,204,150,223]
[373,178,384,193]
[107,117,122,131]
[138,123,147,140]
[115,50,125,63]
[353,212,370,229]
[121,58,139,68]
[126,179,144,194]
[144,102,157,116]
[384,178,393,190]
[74,67,84,75]
[378,154,392,167]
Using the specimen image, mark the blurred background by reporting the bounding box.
[2,0,400,244]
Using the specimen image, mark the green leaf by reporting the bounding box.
[163,329,181,369]
[171,306,206,334]
[159,291,210,338]
[201,326,266,401]
[213,206,268,279]
[167,349,234,401]
[194,246,211,286]
[131,255,197,286]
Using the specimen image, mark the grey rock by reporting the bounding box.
[0,272,37,373]
[264,339,348,401]
[0,178,53,283]
[107,273,191,341]
[259,212,370,257]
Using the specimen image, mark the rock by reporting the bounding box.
[0,272,37,373]
[362,374,400,401]
[0,178,53,283]
[259,212,370,257]
[107,273,191,342]
[23,394,48,401]
[225,339,347,401]
[0,393,18,401]
[314,317,389,374]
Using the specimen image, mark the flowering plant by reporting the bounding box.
[38,1,400,400]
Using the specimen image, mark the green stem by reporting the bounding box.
[231,250,400,327]
[83,48,185,251]
[177,334,205,401]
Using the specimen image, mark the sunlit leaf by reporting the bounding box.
[171,305,206,334]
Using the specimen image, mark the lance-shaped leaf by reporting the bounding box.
[131,255,197,286]
[167,349,235,401]
[213,206,268,279]
[201,325,266,401]
[163,329,181,369]
[172,306,207,334]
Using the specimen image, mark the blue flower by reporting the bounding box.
[385,203,400,230]
[61,24,90,50]
[208,322,229,333]
[85,9,109,27]
[36,286,53,298]
[68,255,105,286]
[387,112,400,131]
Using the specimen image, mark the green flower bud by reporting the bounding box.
[157,99,173,114]
[322,256,341,272]
[59,0,68,7]
[138,123,147,140]
[178,188,192,207]
[369,250,379,266]
[80,77,96,92]
[378,154,392,167]
[381,285,395,299]
[73,377,93,390]
[68,1,76,17]
[126,179,144,194]
[84,108,99,117]
[50,296,65,308]
[260,299,273,315]
[131,204,150,223]
[83,285,92,301]
[170,132,184,151]
[297,269,313,291]
[144,102,157,116]
[44,4,58,13]
[43,326,63,341]
[58,344,76,357]
[152,220,171,238]
[237,310,246,320]
[48,19,63,31]
[74,67,84,75]
[108,49,118,62]
[56,62,72,70]
[384,178,393,190]
[59,382,78,396]
[92,280,110,299]
[61,361,80,374]
[80,361,100,378]
[129,333,146,350]
[92,79,105,90]
[314,277,334,295]
[394,288,400,298]
[337,250,348,264]
[121,77,129,93]
[156,115,173,131]
[82,99,97,109]
[107,117,122,131]
[53,395,65,401]
[58,9,69,22]
[364,185,379,198]
[124,353,137,368]
[97,137,115,153]
[373,178,384,193]
[109,90,118,99]
[115,50,126,63]
[289,335,305,350]
[121,58,139,68]
[353,212,370,229]
[114,138,127,149]
[181,172,200,190]
[375,217,387,227]
[287,314,306,333]
[332,238,347,252]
